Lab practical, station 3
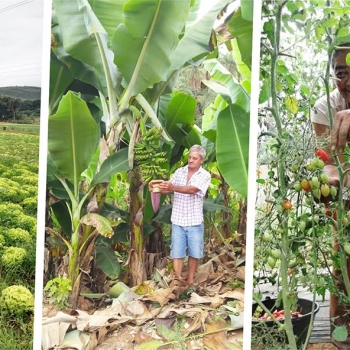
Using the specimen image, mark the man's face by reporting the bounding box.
[334,49,350,103]
[188,151,203,171]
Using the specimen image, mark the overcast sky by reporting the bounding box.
[0,0,44,88]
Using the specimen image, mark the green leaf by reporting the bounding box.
[346,53,350,67]
[332,325,348,342]
[156,324,178,341]
[89,0,127,39]
[216,104,249,198]
[169,0,231,72]
[48,91,99,187]
[226,8,253,69]
[203,59,250,112]
[49,52,74,114]
[102,202,130,223]
[285,95,298,114]
[80,293,106,299]
[51,201,72,237]
[90,148,130,187]
[164,92,197,146]
[153,204,172,224]
[112,0,191,98]
[203,200,230,214]
[323,18,338,28]
[80,213,114,238]
[134,339,164,350]
[95,242,120,279]
[153,199,230,224]
[231,38,251,81]
[240,1,253,21]
[52,0,119,96]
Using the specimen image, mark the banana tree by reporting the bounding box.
[47,0,237,301]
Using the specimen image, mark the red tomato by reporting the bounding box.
[301,179,311,192]
[315,148,329,162]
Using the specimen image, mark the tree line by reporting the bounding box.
[0,95,40,124]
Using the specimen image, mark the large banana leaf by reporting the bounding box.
[52,0,119,96]
[231,38,251,82]
[153,200,230,224]
[203,59,250,112]
[164,92,197,142]
[90,148,131,187]
[226,7,253,69]
[112,0,191,98]
[202,95,227,143]
[49,51,74,114]
[89,0,127,39]
[51,14,101,103]
[240,0,254,21]
[48,91,99,187]
[168,0,232,72]
[216,104,249,198]
[95,242,120,279]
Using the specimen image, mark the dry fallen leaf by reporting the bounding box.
[203,318,230,350]
[134,329,154,344]
[142,287,177,306]
[221,288,245,302]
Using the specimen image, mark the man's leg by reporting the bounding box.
[187,256,198,284]
[170,224,186,279]
[173,258,184,279]
[187,223,204,284]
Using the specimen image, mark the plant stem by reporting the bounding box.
[269,1,298,348]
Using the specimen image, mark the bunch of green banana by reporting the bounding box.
[134,127,168,183]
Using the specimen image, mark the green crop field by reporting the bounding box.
[0,123,40,135]
[0,131,39,350]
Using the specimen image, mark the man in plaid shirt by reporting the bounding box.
[150,145,211,284]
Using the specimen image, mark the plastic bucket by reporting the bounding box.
[252,298,319,348]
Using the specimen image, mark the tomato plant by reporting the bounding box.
[252,1,350,349]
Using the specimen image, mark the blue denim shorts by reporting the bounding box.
[170,223,204,259]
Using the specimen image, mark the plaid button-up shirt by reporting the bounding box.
[170,165,211,226]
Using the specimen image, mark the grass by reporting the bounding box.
[0,123,40,135]
[0,314,34,350]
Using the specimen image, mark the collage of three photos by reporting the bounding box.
[2,0,350,349]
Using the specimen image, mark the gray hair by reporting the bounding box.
[189,144,206,159]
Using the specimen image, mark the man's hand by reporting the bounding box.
[149,180,164,192]
[158,181,173,193]
[331,109,350,152]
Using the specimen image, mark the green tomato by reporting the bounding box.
[320,173,329,184]
[270,249,282,259]
[267,256,276,268]
[306,163,315,172]
[262,231,272,242]
[276,204,284,213]
[330,186,337,198]
[315,158,325,169]
[299,221,306,231]
[310,176,320,189]
[294,182,302,192]
[312,188,321,199]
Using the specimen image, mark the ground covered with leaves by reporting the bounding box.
[42,249,245,350]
